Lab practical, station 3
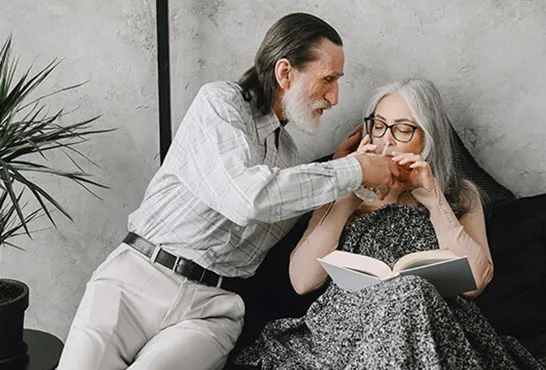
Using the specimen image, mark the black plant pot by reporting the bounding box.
[0,279,29,367]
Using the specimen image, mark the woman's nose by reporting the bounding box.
[382,129,397,146]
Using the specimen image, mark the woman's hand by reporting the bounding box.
[347,134,378,158]
[354,134,377,155]
[391,152,435,192]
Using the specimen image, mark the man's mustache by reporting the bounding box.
[313,100,331,110]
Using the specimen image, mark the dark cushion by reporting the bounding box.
[227,212,323,358]
[476,194,546,357]
[451,126,515,211]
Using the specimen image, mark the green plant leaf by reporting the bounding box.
[0,37,115,247]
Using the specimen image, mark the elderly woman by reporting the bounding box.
[235,79,543,369]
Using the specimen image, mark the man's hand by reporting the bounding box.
[352,153,400,200]
[332,124,363,160]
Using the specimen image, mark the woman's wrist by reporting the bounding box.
[334,191,363,212]
[412,179,460,229]
[410,177,438,209]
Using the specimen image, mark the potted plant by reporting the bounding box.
[0,37,112,367]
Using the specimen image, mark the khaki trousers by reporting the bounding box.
[58,243,245,370]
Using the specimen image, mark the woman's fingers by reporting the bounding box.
[357,144,377,153]
[392,153,423,166]
[357,134,371,148]
[392,153,421,161]
[356,135,378,153]
[380,152,435,192]
[409,160,428,169]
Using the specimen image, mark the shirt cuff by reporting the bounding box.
[330,156,362,194]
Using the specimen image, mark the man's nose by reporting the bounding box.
[324,82,339,107]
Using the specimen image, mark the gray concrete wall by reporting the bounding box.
[0,0,159,339]
[1,0,545,341]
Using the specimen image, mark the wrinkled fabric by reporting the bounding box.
[236,204,544,370]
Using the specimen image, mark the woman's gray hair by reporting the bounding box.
[365,78,475,216]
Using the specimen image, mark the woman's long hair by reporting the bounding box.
[364,79,478,217]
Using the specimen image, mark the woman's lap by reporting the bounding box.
[236,275,542,369]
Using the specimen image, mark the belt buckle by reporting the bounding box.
[171,256,181,272]
[150,245,161,264]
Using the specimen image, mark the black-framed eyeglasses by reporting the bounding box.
[364,116,421,143]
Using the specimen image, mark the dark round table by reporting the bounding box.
[24,329,64,370]
[0,329,64,370]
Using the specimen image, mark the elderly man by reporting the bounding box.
[59,12,398,370]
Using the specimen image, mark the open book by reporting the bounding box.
[317,249,476,297]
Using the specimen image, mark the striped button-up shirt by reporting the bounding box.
[128,81,362,277]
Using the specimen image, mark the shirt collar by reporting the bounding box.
[255,110,282,143]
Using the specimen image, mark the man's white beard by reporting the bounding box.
[281,77,329,134]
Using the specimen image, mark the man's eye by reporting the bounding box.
[324,76,334,83]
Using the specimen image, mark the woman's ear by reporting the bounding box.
[275,58,293,91]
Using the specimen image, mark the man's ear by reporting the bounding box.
[275,58,293,92]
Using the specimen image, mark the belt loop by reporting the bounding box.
[150,245,161,264]
[215,276,223,288]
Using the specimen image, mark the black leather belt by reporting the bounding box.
[123,232,241,291]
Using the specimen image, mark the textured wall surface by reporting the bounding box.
[0,0,158,339]
[1,0,545,341]
[171,0,546,196]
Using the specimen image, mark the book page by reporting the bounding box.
[317,259,385,292]
[392,249,460,272]
[398,256,476,297]
[319,250,392,278]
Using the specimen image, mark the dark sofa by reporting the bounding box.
[224,128,546,368]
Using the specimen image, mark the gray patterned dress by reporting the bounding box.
[235,204,545,370]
